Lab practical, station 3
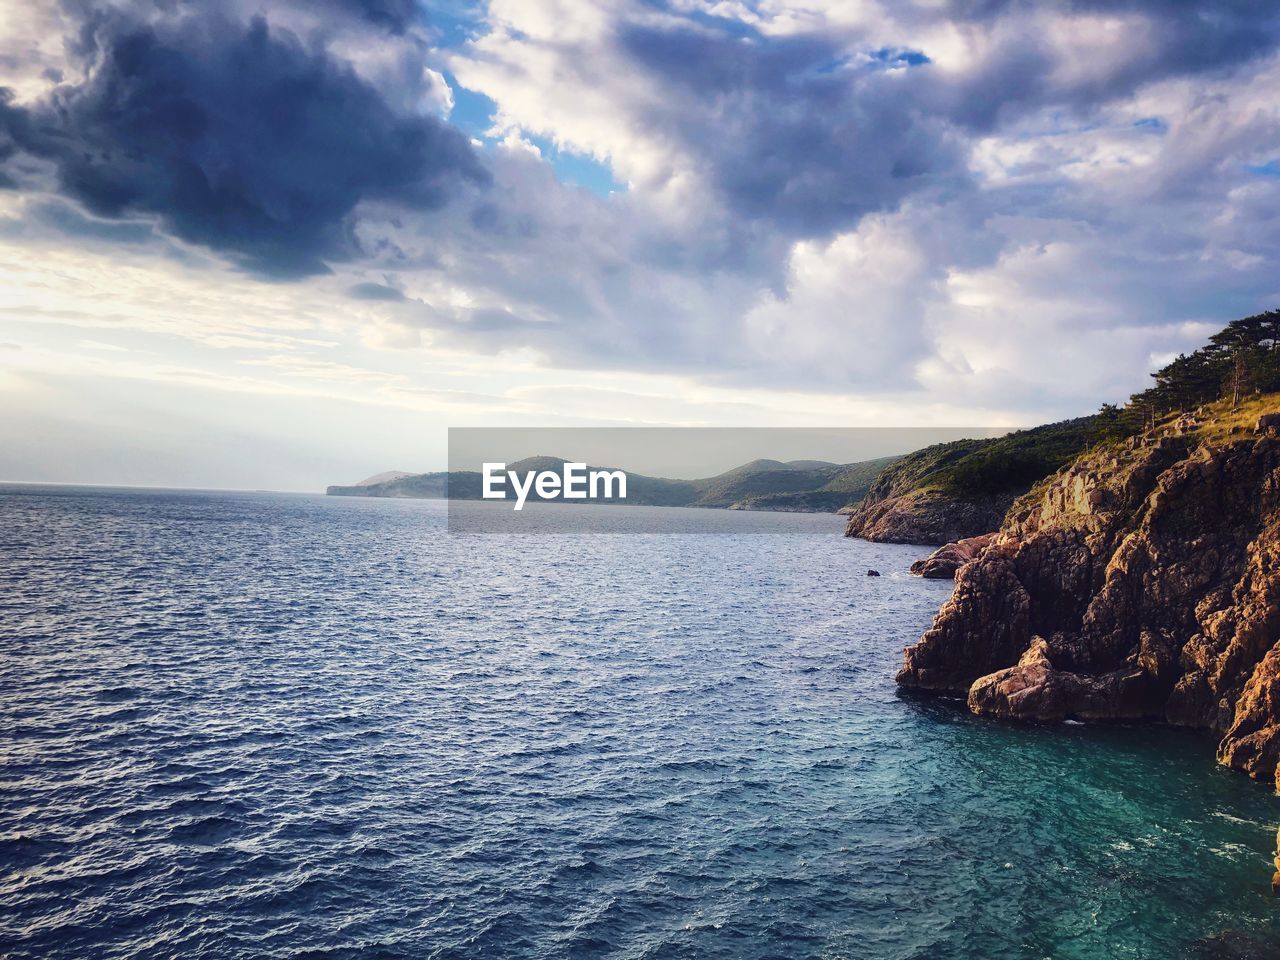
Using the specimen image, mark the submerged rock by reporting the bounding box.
[897,417,1280,786]
[1189,930,1280,959]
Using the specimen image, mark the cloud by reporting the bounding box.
[326,0,420,35]
[348,281,407,301]
[918,2,1280,132]
[615,22,965,235]
[739,211,939,387]
[4,0,1280,443]
[0,7,487,277]
[428,2,1280,392]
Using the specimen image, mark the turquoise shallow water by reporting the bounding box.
[2,487,1279,959]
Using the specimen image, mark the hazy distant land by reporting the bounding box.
[327,455,901,513]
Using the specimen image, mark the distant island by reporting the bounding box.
[328,454,901,513]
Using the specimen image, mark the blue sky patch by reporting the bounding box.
[424,0,485,48]
[523,135,624,196]
[871,47,931,67]
[442,73,496,139]
[442,73,623,197]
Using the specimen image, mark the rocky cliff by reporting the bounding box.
[898,407,1280,789]
[843,418,1097,545]
[843,488,1012,545]
[910,533,997,579]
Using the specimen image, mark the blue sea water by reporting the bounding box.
[3,486,1280,960]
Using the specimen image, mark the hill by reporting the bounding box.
[351,470,413,486]
[686,459,845,508]
[327,454,899,513]
[844,308,1280,545]
[729,455,901,512]
[842,418,1100,544]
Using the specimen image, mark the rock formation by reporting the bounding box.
[910,533,997,579]
[844,489,1012,545]
[843,417,1097,544]
[898,416,1280,787]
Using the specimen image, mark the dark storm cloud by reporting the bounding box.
[616,0,1280,234]
[30,198,155,244]
[0,10,487,277]
[618,24,964,235]
[0,93,19,189]
[1090,0,1280,81]
[348,281,406,301]
[327,0,420,35]
[935,0,1280,130]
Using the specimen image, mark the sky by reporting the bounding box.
[1,0,1278,490]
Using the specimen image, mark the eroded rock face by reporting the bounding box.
[966,636,1149,723]
[898,429,1280,785]
[966,638,1066,721]
[910,533,997,579]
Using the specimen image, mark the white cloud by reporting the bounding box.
[2,0,1280,486]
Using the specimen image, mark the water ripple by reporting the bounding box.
[2,488,1279,959]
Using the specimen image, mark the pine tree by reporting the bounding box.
[1113,309,1280,429]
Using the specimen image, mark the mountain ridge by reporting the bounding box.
[326,454,900,513]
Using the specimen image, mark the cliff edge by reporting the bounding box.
[898,400,1280,787]
[844,418,1097,545]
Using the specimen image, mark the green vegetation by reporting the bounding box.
[689,459,838,507]
[856,419,1099,505]
[731,455,901,511]
[1095,309,1280,438]
[929,418,1100,496]
[863,310,1280,505]
[819,455,904,495]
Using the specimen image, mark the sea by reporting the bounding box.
[3,486,1280,959]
